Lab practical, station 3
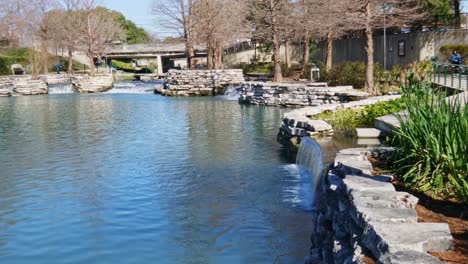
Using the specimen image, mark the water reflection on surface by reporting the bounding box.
[0,93,358,263]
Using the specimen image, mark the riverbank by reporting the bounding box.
[298,140,455,263]
[369,155,468,263]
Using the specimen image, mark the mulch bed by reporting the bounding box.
[368,155,468,263]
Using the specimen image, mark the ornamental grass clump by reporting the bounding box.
[392,63,468,203]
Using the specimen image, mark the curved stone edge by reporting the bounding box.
[277,95,401,152]
[238,82,369,106]
[306,147,453,264]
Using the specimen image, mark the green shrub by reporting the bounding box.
[0,47,30,75]
[391,64,468,203]
[0,47,87,75]
[313,98,405,135]
[439,44,468,64]
[317,61,403,92]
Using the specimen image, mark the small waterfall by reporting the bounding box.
[106,81,161,94]
[48,84,74,94]
[219,85,241,100]
[296,137,324,193]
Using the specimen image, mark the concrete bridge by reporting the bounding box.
[106,44,207,75]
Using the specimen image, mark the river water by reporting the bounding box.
[0,87,332,264]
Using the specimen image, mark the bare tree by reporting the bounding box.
[56,0,82,74]
[247,0,294,82]
[153,0,197,69]
[303,0,353,72]
[348,0,425,94]
[76,0,122,75]
[193,0,248,69]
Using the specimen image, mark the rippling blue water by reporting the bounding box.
[0,92,319,263]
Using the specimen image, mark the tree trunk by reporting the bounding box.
[214,44,222,69]
[285,40,291,69]
[41,43,48,74]
[273,34,283,82]
[88,55,95,75]
[67,49,73,74]
[302,36,310,75]
[188,46,195,70]
[453,0,461,29]
[207,41,213,70]
[365,2,375,94]
[326,33,333,72]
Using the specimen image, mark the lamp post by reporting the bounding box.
[383,1,387,71]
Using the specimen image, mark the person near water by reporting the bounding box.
[450,51,462,65]
[55,61,62,74]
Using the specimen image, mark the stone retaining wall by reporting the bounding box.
[238,82,369,107]
[305,145,452,264]
[71,75,114,93]
[0,74,113,96]
[161,69,245,96]
[277,95,401,151]
[0,76,48,96]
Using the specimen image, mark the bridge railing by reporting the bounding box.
[432,63,468,91]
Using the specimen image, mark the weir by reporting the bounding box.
[296,137,324,194]
[219,85,241,100]
[106,81,162,94]
[48,84,74,94]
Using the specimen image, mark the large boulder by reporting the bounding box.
[71,75,114,93]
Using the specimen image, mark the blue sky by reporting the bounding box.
[102,0,178,37]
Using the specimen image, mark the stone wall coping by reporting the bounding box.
[308,147,453,263]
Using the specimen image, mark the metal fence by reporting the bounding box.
[432,63,468,91]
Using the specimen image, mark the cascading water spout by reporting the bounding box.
[48,84,74,94]
[106,81,162,94]
[219,85,241,100]
[296,137,324,193]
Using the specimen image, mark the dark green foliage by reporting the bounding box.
[96,7,150,44]
[440,44,468,64]
[391,63,468,203]
[238,62,274,75]
[318,61,366,88]
[423,0,456,27]
[111,59,154,73]
[318,61,403,92]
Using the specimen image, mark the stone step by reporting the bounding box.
[356,128,385,138]
[343,175,395,193]
[363,222,453,257]
[375,112,404,134]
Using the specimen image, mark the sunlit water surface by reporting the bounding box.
[0,89,337,264]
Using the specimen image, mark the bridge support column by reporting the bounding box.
[157,55,163,76]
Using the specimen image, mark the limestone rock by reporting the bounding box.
[71,75,113,93]
[13,79,48,95]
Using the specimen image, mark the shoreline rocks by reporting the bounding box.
[161,69,245,96]
[71,75,114,93]
[239,82,368,107]
[304,146,453,264]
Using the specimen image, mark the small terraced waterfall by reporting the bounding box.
[296,137,324,193]
[106,81,160,94]
[220,85,241,100]
[48,84,74,94]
